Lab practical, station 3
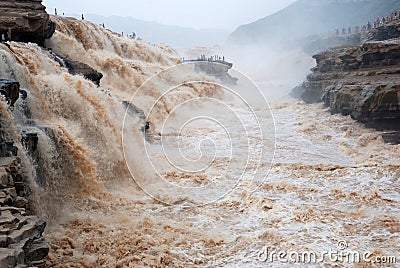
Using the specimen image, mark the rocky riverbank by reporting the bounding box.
[0,79,48,268]
[0,159,48,268]
[291,19,400,143]
[0,0,55,265]
[0,8,103,266]
[0,0,54,264]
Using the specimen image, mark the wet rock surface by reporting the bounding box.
[0,0,55,46]
[62,57,103,86]
[50,52,103,86]
[193,61,238,85]
[0,79,20,107]
[0,78,49,267]
[381,131,400,144]
[0,158,48,268]
[291,21,400,139]
[366,20,400,41]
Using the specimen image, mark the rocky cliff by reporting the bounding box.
[0,0,55,46]
[0,80,48,268]
[0,159,48,268]
[0,1,57,265]
[192,60,237,85]
[291,20,400,143]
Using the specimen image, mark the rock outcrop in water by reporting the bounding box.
[0,0,55,46]
[185,58,238,85]
[0,79,20,107]
[50,52,103,86]
[291,20,400,143]
[62,57,103,86]
[193,61,238,85]
[0,79,49,267]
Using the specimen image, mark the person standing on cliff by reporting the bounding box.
[376,17,380,26]
[82,14,85,20]
[55,8,57,16]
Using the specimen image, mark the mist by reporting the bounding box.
[1,0,399,266]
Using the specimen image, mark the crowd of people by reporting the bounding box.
[334,10,400,36]
[182,54,227,63]
[198,54,226,62]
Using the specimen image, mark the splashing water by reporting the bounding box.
[0,15,398,267]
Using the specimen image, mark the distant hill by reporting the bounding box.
[228,0,400,45]
[83,14,229,48]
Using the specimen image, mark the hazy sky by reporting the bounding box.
[43,0,296,30]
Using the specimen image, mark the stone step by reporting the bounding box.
[24,237,49,263]
[0,206,26,214]
[7,217,45,245]
[14,197,28,208]
[0,210,19,234]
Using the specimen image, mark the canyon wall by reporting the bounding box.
[291,19,400,142]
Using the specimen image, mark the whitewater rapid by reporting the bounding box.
[0,15,397,267]
[46,95,399,267]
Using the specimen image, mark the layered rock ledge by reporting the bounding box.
[291,21,400,143]
[0,0,55,46]
[50,53,103,86]
[0,79,48,267]
[0,158,48,268]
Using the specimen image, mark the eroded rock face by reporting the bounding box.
[193,61,238,85]
[62,58,103,86]
[366,21,400,41]
[382,131,400,144]
[0,79,19,107]
[291,22,400,140]
[0,0,55,46]
[0,77,49,267]
[49,52,103,86]
[0,158,49,268]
